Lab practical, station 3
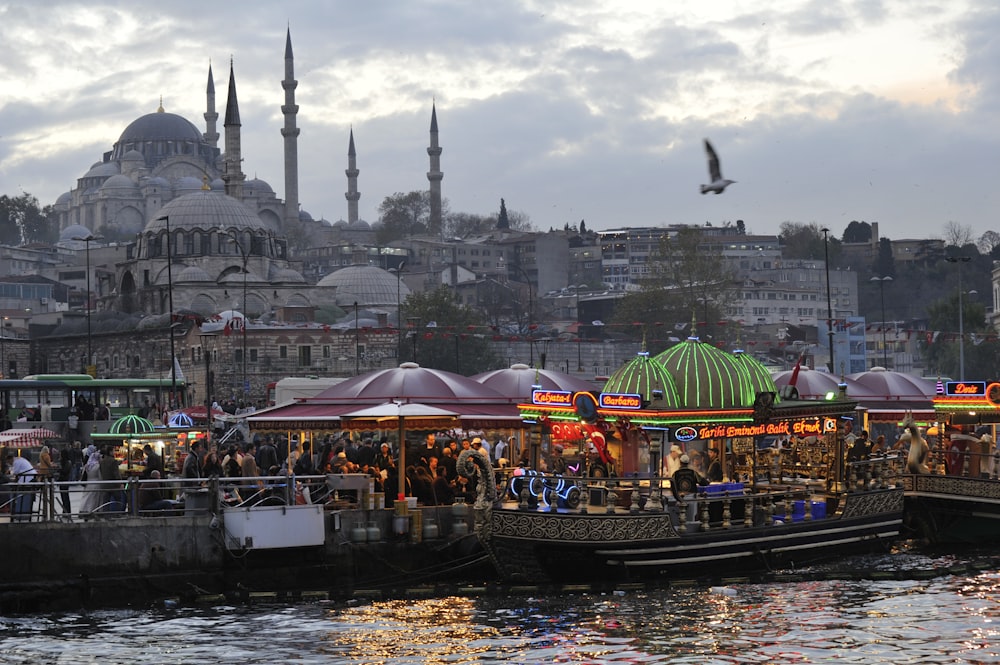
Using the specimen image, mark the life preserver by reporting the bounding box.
[671,468,699,502]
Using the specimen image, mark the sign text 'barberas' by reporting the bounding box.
[598,392,642,409]
[531,389,573,406]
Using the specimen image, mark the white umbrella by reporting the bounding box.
[341,401,458,501]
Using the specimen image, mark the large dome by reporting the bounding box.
[603,352,680,408]
[316,265,411,308]
[654,338,756,409]
[118,112,203,144]
[145,191,267,233]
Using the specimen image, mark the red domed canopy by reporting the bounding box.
[470,363,594,401]
[316,362,507,404]
[771,368,876,401]
[846,369,936,402]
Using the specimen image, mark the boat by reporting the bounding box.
[473,343,905,583]
[901,380,1000,544]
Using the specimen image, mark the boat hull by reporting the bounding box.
[481,489,904,583]
[903,474,1000,544]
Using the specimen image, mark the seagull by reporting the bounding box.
[700,139,736,194]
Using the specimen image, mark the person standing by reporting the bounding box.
[706,447,724,482]
[99,445,124,511]
[665,445,683,477]
[57,444,73,518]
[79,450,103,516]
[10,454,36,521]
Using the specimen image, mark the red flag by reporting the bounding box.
[789,355,803,387]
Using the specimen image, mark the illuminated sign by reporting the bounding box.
[532,389,572,406]
[599,392,642,410]
[674,426,698,442]
[946,381,986,396]
[698,422,792,439]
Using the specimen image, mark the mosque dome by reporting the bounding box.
[99,174,140,194]
[146,191,267,234]
[83,162,120,179]
[246,178,274,195]
[269,266,306,283]
[347,219,371,231]
[175,176,206,193]
[143,176,171,191]
[122,149,145,163]
[654,337,756,410]
[316,265,412,308]
[176,266,213,283]
[209,178,225,191]
[59,223,94,242]
[298,210,314,222]
[332,219,347,228]
[603,352,680,408]
[117,112,203,145]
[55,191,72,206]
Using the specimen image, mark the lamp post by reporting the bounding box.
[573,284,587,371]
[0,317,8,380]
[821,227,835,373]
[945,256,972,380]
[156,216,177,406]
[226,230,250,398]
[869,275,893,369]
[407,317,420,364]
[389,261,407,357]
[354,301,360,375]
[72,234,102,375]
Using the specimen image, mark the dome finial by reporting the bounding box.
[157,96,164,113]
[201,175,210,190]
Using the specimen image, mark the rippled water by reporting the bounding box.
[2,551,1000,664]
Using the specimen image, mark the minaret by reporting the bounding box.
[345,128,360,224]
[203,63,219,148]
[426,102,443,236]
[281,27,301,226]
[223,60,245,200]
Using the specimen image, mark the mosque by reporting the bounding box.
[48,29,431,322]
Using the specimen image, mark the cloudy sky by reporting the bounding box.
[0,1,996,241]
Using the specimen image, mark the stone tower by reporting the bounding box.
[222,60,245,200]
[281,27,301,226]
[345,129,360,224]
[426,102,443,236]
[203,63,219,149]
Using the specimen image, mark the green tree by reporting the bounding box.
[872,237,895,277]
[924,294,999,380]
[445,212,493,238]
[0,192,56,245]
[376,191,437,244]
[497,198,510,230]
[779,222,842,265]
[842,221,872,243]
[611,227,735,352]
[399,286,501,375]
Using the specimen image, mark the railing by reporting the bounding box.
[0,473,339,524]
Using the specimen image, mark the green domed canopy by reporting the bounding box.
[653,337,756,409]
[603,352,680,408]
[109,414,157,435]
[731,348,778,397]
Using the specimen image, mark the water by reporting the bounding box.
[2,550,1000,664]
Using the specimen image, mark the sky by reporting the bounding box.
[0,1,997,242]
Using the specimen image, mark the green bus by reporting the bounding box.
[0,374,189,423]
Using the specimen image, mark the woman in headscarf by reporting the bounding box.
[79,450,104,515]
[36,445,53,479]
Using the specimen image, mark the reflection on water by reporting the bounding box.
[1,553,1000,664]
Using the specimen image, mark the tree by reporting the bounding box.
[0,192,56,246]
[496,199,510,230]
[778,222,841,263]
[611,227,736,352]
[842,221,872,243]
[943,221,974,248]
[872,237,895,277]
[399,286,501,374]
[735,219,745,235]
[978,230,1000,256]
[375,191,438,244]
[579,219,587,234]
[924,294,999,380]
[445,212,494,238]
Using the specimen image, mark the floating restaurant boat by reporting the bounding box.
[475,340,904,583]
[901,379,1000,544]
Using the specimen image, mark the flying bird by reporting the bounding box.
[700,139,736,194]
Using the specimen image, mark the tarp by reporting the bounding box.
[0,427,61,448]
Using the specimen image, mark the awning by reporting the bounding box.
[247,401,522,432]
[0,427,61,448]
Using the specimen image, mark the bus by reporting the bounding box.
[0,374,189,423]
[266,376,348,406]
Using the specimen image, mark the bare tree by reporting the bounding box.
[942,221,975,248]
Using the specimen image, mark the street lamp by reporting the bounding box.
[870,275,893,369]
[155,216,177,406]
[71,234,102,375]
[354,301,360,375]
[388,261,407,356]
[821,227,835,373]
[573,283,587,371]
[0,317,9,380]
[945,256,972,380]
[226,229,250,398]
[407,316,420,364]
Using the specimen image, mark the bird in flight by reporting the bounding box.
[700,139,736,194]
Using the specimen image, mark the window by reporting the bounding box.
[279,346,287,359]
[298,346,311,366]
[250,348,258,363]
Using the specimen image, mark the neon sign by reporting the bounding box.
[532,389,572,406]
[599,392,642,409]
[946,381,986,396]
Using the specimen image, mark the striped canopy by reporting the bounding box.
[0,427,61,448]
